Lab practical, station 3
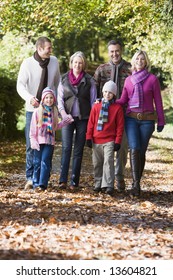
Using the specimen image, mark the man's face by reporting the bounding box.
[108,44,122,65]
[38,42,52,59]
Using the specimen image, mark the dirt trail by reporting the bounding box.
[0,134,173,260]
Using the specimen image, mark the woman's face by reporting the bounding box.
[134,53,146,71]
[72,56,83,75]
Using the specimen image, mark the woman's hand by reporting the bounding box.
[157,125,164,132]
[63,115,74,124]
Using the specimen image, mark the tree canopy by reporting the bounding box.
[0,1,173,66]
[0,0,173,137]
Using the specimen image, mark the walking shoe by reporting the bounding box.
[39,185,47,191]
[101,187,107,193]
[131,183,140,197]
[58,182,67,190]
[69,185,79,192]
[24,180,33,190]
[93,186,101,192]
[33,186,43,192]
[105,187,114,195]
[117,180,125,193]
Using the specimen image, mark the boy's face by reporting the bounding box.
[103,91,114,101]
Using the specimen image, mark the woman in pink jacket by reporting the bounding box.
[30,87,73,191]
[116,50,165,196]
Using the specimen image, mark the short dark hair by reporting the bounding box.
[36,37,51,49]
[107,39,123,49]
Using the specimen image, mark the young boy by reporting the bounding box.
[86,80,124,195]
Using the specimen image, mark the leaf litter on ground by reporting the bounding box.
[0,132,173,260]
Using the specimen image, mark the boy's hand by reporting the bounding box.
[114,143,121,151]
[86,139,92,148]
[94,98,101,104]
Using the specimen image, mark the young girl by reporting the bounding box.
[30,87,73,190]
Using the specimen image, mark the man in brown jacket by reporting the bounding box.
[94,39,131,192]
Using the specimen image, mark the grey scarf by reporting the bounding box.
[110,59,125,99]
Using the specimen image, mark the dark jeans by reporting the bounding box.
[25,111,34,181]
[33,144,54,189]
[59,118,88,187]
[125,116,155,156]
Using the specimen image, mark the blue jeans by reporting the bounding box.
[33,144,54,189]
[60,118,88,187]
[25,111,34,181]
[125,116,155,156]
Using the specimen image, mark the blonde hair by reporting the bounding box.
[37,104,59,130]
[69,51,87,70]
[131,50,151,71]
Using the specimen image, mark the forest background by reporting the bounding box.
[0,0,173,262]
[0,0,173,139]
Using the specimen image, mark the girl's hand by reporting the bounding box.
[31,140,40,151]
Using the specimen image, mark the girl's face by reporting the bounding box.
[43,93,54,106]
[134,53,146,71]
[72,56,83,76]
[103,91,114,101]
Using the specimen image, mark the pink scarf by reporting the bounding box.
[68,69,85,86]
[129,69,149,110]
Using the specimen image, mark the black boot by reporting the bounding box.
[140,153,145,178]
[130,149,141,196]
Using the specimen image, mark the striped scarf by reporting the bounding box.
[97,98,114,131]
[129,69,149,111]
[41,105,53,144]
